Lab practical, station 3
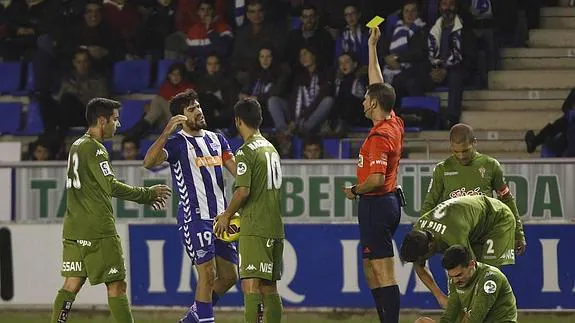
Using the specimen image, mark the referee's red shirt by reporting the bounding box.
[356,111,404,195]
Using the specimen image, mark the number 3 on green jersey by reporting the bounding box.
[67,152,81,189]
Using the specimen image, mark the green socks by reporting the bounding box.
[51,289,77,323]
[108,295,134,323]
[263,293,283,323]
[244,293,264,323]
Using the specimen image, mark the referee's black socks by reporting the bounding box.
[371,285,400,323]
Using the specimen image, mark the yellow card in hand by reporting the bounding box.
[366,16,385,28]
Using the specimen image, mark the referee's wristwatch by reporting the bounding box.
[351,185,360,197]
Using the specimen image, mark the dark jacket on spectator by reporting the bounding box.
[289,67,333,121]
[232,22,286,73]
[141,1,176,56]
[287,26,334,68]
[241,54,290,103]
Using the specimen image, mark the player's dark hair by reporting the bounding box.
[170,89,199,116]
[441,245,471,270]
[366,83,396,113]
[234,98,263,129]
[449,123,475,144]
[399,230,431,263]
[85,98,120,126]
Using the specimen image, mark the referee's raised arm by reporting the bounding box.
[368,27,384,85]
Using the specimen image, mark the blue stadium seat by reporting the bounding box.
[0,102,23,134]
[384,14,399,40]
[292,136,303,159]
[19,101,44,135]
[154,59,181,89]
[140,139,154,155]
[323,138,351,159]
[102,141,113,155]
[119,100,147,132]
[290,16,302,30]
[540,144,558,158]
[228,136,244,153]
[112,60,151,94]
[26,62,34,91]
[401,96,441,130]
[0,62,21,94]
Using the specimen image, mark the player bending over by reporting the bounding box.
[415,245,517,323]
[143,89,239,323]
[214,98,285,323]
[400,195,521,308]
[51,98,171,323]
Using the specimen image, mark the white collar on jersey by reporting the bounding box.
[178,129,205,138]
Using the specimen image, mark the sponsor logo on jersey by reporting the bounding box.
[246,264,256,271]
[370,152,388,167]
[478,166,486,178]
[210,142,220,151]
[77,240,92,247]
[99,161,113,176]
[483,280,497,294]
[108,267,119,275]
[237,162,247,175]
[500,249,515,260]
[62,261,82,272]
[260,262,273,274]
[358,154,364,167]
[96,149,106,157]
[448,187,483,199]
[194,155,222,168]
[444,171,459,176]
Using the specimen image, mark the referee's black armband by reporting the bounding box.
[351,185,359,196]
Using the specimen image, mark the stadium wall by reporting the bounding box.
[0,160,573,310]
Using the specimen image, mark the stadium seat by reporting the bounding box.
[400,96,441,130]
[228,136,244,153]
[102,141,113,155]
[119,100,147,132]
[154,59,181,89]
[0,102,23,134]
[0,62,21,94]
[292,136,303,159]
[26,62,34,91]
[112,60,151,94]
[19,101,44,135]
[140,138,154,155]
[384,14,399,40]
[323,138,351,159]
[540,144,558,158]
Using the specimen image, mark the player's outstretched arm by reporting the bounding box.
[143,115,187,169]
[368,26,384,85]
[415,262,448,308]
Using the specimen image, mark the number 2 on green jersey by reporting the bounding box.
[265,151,282,190]
[66,152,81,189]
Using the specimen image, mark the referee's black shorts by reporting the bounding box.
[358,192,401,259]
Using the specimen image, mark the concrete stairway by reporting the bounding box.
[423,4,574,160]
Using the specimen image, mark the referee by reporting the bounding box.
[343,26,404,323]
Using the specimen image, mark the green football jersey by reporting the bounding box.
[63,134,154,240]
[440,262,517,323]
[422,153,525,241]
[234,133,284,239]
[414,195,515,259]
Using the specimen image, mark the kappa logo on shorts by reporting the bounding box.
[76,240,91,247]
[108,267,119,275]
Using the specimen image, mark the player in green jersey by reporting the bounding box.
[400,195,520,308]
[50,98,171,323]
[415,245,517,323]
[422,124,526,250]
[214,98,284,323]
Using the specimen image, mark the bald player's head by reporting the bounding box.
[449,123,475,144]
[449,123,477,165]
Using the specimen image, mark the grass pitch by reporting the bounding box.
[1,310,574,323]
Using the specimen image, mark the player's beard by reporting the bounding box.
[186,117,207,131]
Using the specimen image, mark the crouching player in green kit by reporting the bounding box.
[415,245,517,323]
[214,98,284,323]
[50,98,172,323]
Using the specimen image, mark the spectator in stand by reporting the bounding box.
[0,0,60,61]
[28,136,53,161]
[121,137,143,160]
[40,48,109,146]
[381,0,428,110]
[125,63,195,139]
[140,0,177,60]
[175,0,228,32]
[270,45,334,157]
[58,1,122,72]
[186,0,233,68]
[286,4,334,69]
[302,136,324,159]
[401,0,473,128]
[240,45,290,129]
[195,53,237,131]
[231,0,286,83]
[335,4,369,66]
[102,0,143,58]
[332,52,369,136]
[525,88,575,156]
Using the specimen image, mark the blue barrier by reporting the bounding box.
[129,224,575,309]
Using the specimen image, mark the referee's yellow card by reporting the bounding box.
[366,16,385,28]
